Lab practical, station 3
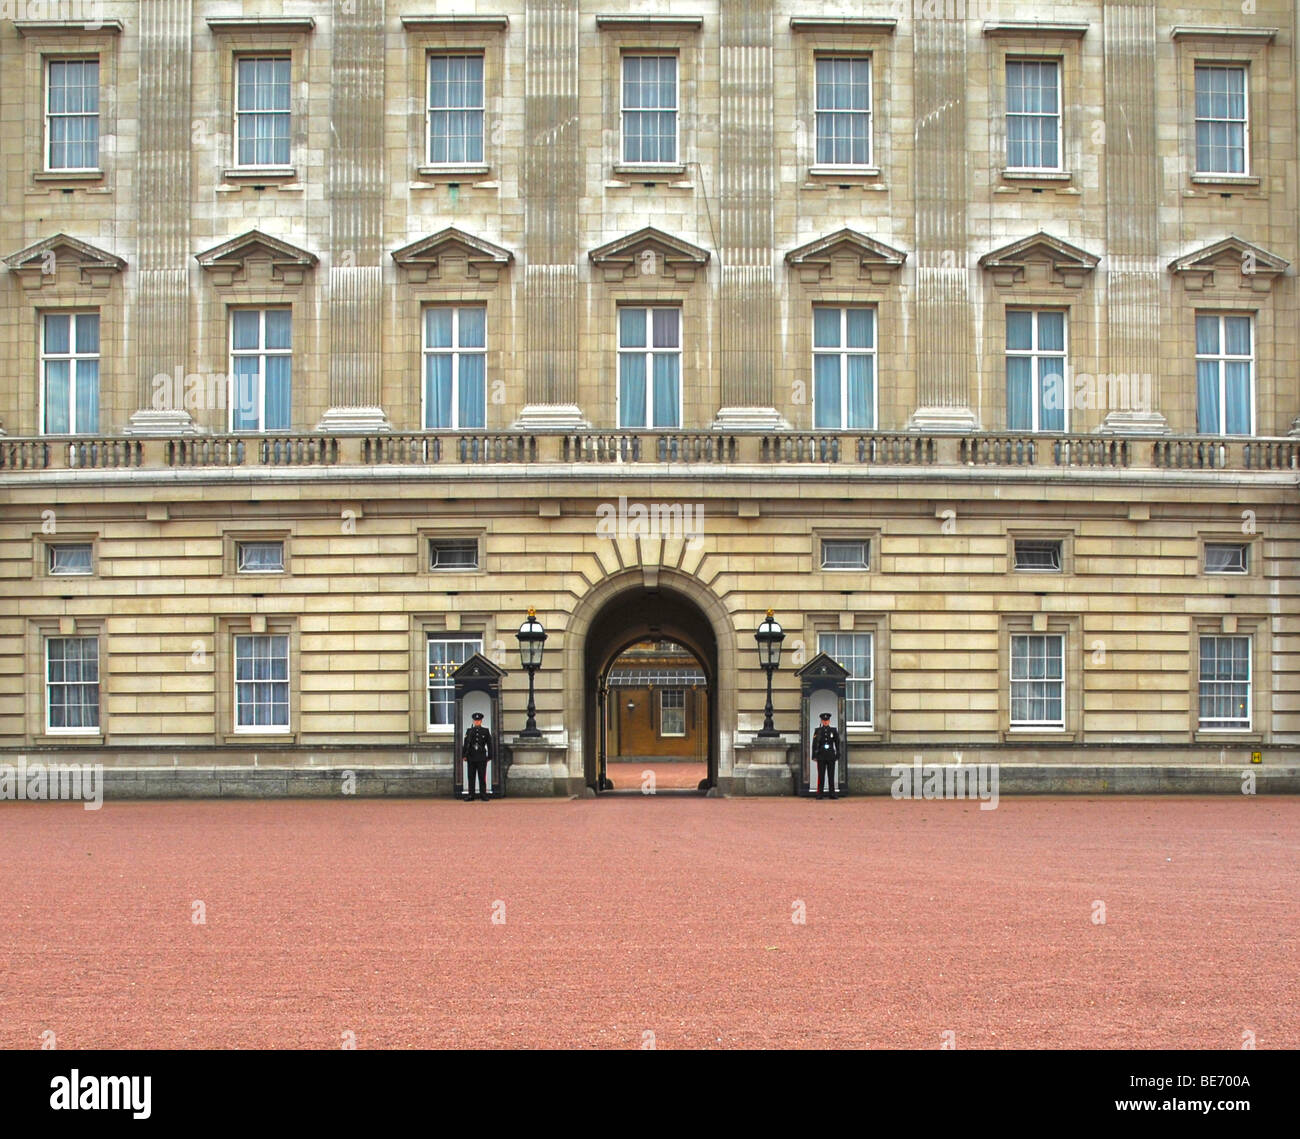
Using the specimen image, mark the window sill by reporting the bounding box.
[611,163,688,183]
[1194,729,1260,742]
[415,164,491,179]
[41,731,103,742]
[34,169,104,183]
[1002,168,1071,181]
[808,164,880,179]
[223,166,297,181]
[223,731,294,744]
[1190,173,1259,187]
[1004,728,1075,743]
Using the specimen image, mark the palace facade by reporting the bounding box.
[2,0,1299,796]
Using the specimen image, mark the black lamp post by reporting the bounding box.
[515,607,547,739]
[755,608,785,739]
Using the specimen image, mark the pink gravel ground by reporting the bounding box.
[1,795,1296,1050]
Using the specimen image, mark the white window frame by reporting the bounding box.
[429,539,479,570]
[45,56,100,172]
[1204,542,1249,575]
[821,539,869,571]
[236,541,285,574]
[1195,312,1255,437]
[233,54,292,170]
[818,632,874,729]
[426,52,485,167]
[1005,57,1063,172]
[814,54,872,168]
[422,305,487,431]
[660,688,686,737]
[1006,308,1068,433]
[427,635,483,732]
[1194,63,1250,176]
[1013,540,1063,572]
[40,311,100,437]
[229,308,292,433]
[45,635,100,735]
[1009,633,1065,729]
[617,305,682,429]
[48,543,94,576]
[812,305,877,431]
[233,633,291,734]
[620,52,679,166]
[1198,635,1252,731]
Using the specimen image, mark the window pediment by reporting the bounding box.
[785,229,907,284]
[195,230,319,287]
[4,233,125,289]
[588,227,710,283]
[1170,236,1289,293]
[392,228,514,284]
[979,231,1099,288]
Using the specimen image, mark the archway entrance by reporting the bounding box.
[582,585,720,795]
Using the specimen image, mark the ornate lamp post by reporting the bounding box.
[755,608,785,739]
[515,607,547,739]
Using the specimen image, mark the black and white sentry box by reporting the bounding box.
[451,653,508,799]
[795,652,849,796]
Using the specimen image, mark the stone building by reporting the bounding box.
[2,1,1298,796]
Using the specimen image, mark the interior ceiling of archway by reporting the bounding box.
[584,588,718,682]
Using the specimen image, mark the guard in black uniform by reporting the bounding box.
[461,711,494,801]
[811,711,841,800]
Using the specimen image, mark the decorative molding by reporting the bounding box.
[205,17,316,34]
[195,230,319,287]
[588,227,710,283]
[595,15,703,31]
[391,228,515,284]
[14,20,123,35]
[1169,236,1289,293]
[784,228,907,284]
[401,15,509,31]
[1170,25,1278,44]
[979,231,1100,288]
[3,233,125,290]
[982,21,1089,38]
[789,17,897,34]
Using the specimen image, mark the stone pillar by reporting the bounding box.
[908,14,978,432]
[1099,2,1169,434]
[512,0,585,430]
[712,0,786,430]
[126,0,197,435]
[317,0,390,433]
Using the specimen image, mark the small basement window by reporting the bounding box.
[1013,539,1062,572]
[821,539,869,570]
[430,539,479,570]
[1205,542,1248,574]
[237,541,285,573]
[48,543,94,575]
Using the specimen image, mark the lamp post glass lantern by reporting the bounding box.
[755,608,784,738]
[516,607,547,738]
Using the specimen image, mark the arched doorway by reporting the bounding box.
[568,572,733,796]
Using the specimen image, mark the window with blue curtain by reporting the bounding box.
[815,56,871,166]
[1006,309,1066,432]
[812,307,875,429]
[622,55,677,164]
[1006,59,1061,170]
[1194,65,1247,175]
[46,59,100,170]
[1195,313,1252,435]
[618,307,680,428]
[235,57,291,167]
[229,309,292,432]
[42,312,99,435]
[423,306,486,429]
[428,54,485,164]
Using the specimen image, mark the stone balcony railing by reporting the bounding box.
[1,430,1299,474]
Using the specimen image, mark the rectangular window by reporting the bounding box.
[821,539,869,571]
[818,632,874,727]
[660,689,685,737]
[1195,314,1253,436]
[427,637,483,729]
[41,312,99,436]
[622,54,677,164]
[1199,635,1251,730]
[1205,542,1248,575]
[1006,309,1066,432]
[233,634,290,732]
[429,539,479,570]
[230,309,292,432]
[235,56,291,167]
[427,53,484,165]
[46,636,99,733]
[815,56,871,166]
[48,543,93,575]
[1006,59,1061,170]
[423,307,486,430]
[813,306,875,430]
[236,541,285,573]
[1195,65,1248,175]
[618,307,680,428]
[46,58,100,170]
[1013,540,1062,572]
[1010,634,1064,727]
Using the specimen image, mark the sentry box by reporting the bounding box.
[451,652,509,799]
[795,651,850,797]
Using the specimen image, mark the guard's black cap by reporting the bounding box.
[819,712,832,720]
[472,712,484,720]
